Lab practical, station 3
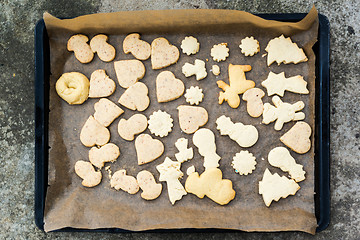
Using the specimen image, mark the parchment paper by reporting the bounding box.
[43,7,319,234]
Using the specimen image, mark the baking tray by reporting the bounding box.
[34,12,330,233]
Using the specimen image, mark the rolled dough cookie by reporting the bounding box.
[123,33,151,60]
[259,168,300,207]
[265,34,308,66]
[180,36,200,55]
[90,34,116,62]
[80,116,110,147]
[231,150,257,175]
[74,160,102,187]
[156,71,185,103]
[182,59,207,80]
[242,88,265,118]
[118,114,148,141]
[89,143,120,169]
[137,170,162,200]
[268,147,306,182]
[67,34,94,63]
[114,59,146,88]
[118,82,150,111]
[55,72,89,105]
[94,98,124,127]
[185,168,236,205]
[151,37,180,69]
[156,157,187,205]
[262,96,305,131]
[135,134,164,165]
[192,128,221,169]
[89,69,116,98]
[184,86,204,105]
[177,105,208,134]
[280,121,311,154]
[148,110,173,137]
[239,36,260,56]
[110,169,139,194]
[212,65,220,76]
[210,43,229,62]
[261,71,309,97]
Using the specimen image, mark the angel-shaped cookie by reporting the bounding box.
[156,157,187,205]
[217,64,255,108]
[262,96,305,130]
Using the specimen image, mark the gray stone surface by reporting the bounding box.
[0,0,359,239]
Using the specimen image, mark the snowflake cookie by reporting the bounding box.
[239,36,260,56]
[231,151,257,175]
[184,86,204,105]
[148,110,173,137]
[181,36,200,55]
[210,43,229,62]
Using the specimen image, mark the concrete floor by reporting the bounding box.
[0,0,359,239]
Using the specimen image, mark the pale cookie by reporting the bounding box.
[239,36,260,56]
[210,43,229,62]
[184,86,204,105]
[186,166,195,176]
[156,157,187,205]
[89,69,116,98]
[231,150,257,175]
[94,98,124,127]
[182,59,207,81]
[193,128,221,169]
[67,34,94,63]
[212,65,220,76]
[185,168,236,205]
[118,82,150,111]
[110,169,139,194]
[217,64,255,108]
[90,34,116,62]
[55,72,89,105]
[259,168,300,207]
[156,71,185,103]
[118,114,148,141]
[280,121,311,154]
[75,160,102,187]
[135,134,164,165]
[262,96,305,131]
[216,115,258,148]
[268,147,306,182]
[265,34,308,66]
[242,88,265,118]
[114,59,146,88]
[137,170,162,200]
[151,37,180,69]
[180,36,200,55]
[89,143,120,169]
[148,110,173,137]
[177,105,208,134]
[174,138,193,163]
[80,116,110,147]
[123,33,151,60]
[261,71,309,97]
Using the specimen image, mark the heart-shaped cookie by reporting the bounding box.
[89,143,120,169]
[118,82,150,111]
[80,116,110,147]
[280,121,311,154]
[89,69,116,98]
[118,114,148,141]
[94,98,124,127]
[156,71,185,103]
[151,37,179,70]
[177,105,208,134]
[114,59,145,88]
[135,134,164,165]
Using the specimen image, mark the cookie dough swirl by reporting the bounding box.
[55,72,90,104]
